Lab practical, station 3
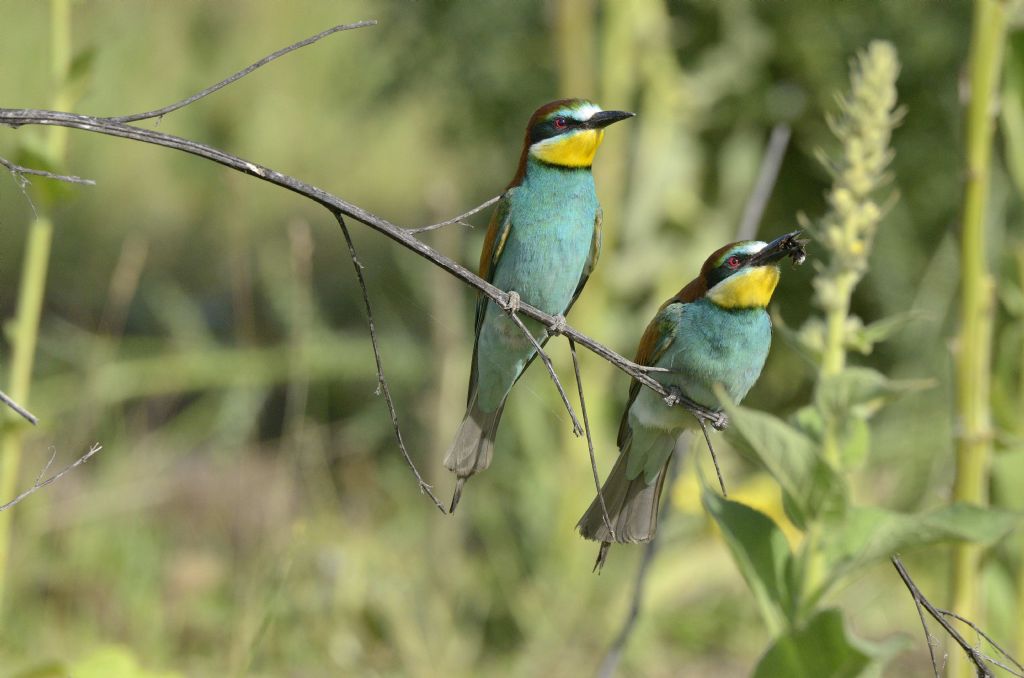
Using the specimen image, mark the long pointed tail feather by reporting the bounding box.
[577,446,674,570]
[443,392,504,513]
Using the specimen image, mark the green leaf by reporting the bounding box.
[752,609,870,678]
[823,503,1021,580]
[718,392,846,525]
[847,311,919,354]
[840,416,870,469]
[703,490,794,631]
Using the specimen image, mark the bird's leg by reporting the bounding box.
[502,290,521,314]
[547,314,567,337]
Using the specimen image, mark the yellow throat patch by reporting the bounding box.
[530,129,605,167]
[707,266,781,309]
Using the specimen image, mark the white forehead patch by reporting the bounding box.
[575,102,603,120]
[738,241,767,255]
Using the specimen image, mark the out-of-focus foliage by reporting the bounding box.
[0,1,1021,676]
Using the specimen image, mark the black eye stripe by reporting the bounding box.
[529,116,582,144]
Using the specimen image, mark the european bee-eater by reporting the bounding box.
[445,99,635,513]
[577,232,806,568]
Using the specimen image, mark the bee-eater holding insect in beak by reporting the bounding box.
[578,232,807,569]
[445,99,635,513]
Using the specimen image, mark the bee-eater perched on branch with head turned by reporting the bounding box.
[445,99,635,513]
[578,232,806,569]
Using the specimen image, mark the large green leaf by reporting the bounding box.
[823,503,1021,580]
[752,608,901,678]
[718,392,846,527]
[703,490,795,631]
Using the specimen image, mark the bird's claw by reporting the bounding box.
[547,314,567,336]
[663,386,683,407]
[663,386,728,430]
[503,290,521,314]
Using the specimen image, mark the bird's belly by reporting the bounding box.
[491,225,593,314]
[663,308,771,409]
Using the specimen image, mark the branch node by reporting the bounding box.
[503,290,521,315]
[547,314,567,337]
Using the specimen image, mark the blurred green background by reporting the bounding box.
[0,1,1021,676]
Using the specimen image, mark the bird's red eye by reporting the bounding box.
[726,255,742,269]
[553,117,568,130]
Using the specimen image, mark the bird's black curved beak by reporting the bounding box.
[747,230,807,267]
[585,110,635,129]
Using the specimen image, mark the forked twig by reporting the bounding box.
[0,155,96,186]
[891,555,1024,678]
[569,337,615,540]
[937,609,1024,675]
[407,195,500,234]
[335,212,447,513]
[0,444,103,512]
[106,22,377,124]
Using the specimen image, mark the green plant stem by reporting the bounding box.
[821,273,856,465]
[0,0,71,610]
[950,1,1007,676]
[0,217,54,607]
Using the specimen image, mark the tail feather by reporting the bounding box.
[577,445,674,570]
[443,391,505,513]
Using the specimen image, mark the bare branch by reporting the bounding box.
[407,194,500,234]
[891,555,1023,678]
[0,155,96,186]
[569,337,615,540]
[334,211,447,514]
[0,444,102,512]
[105,22,377,124]
[0,389,38,426]
[0,24,721,509]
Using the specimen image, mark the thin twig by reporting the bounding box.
[0,444,102,512]
[891,555,1005,678]
[407,194,500,234]
[0,389,38,426]
[105,22,377,124]
[0,155,96,185]
[696,417,726,497]
[503,301,583,436]
[595,451,683,678]
[569,337,615,540]
[910,567,945,678]
[736,124,791,241]
[938,608,1024,675]
[334,211,447,514]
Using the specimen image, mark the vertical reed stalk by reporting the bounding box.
[950,2,1008,676]
[0,0,71,609]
